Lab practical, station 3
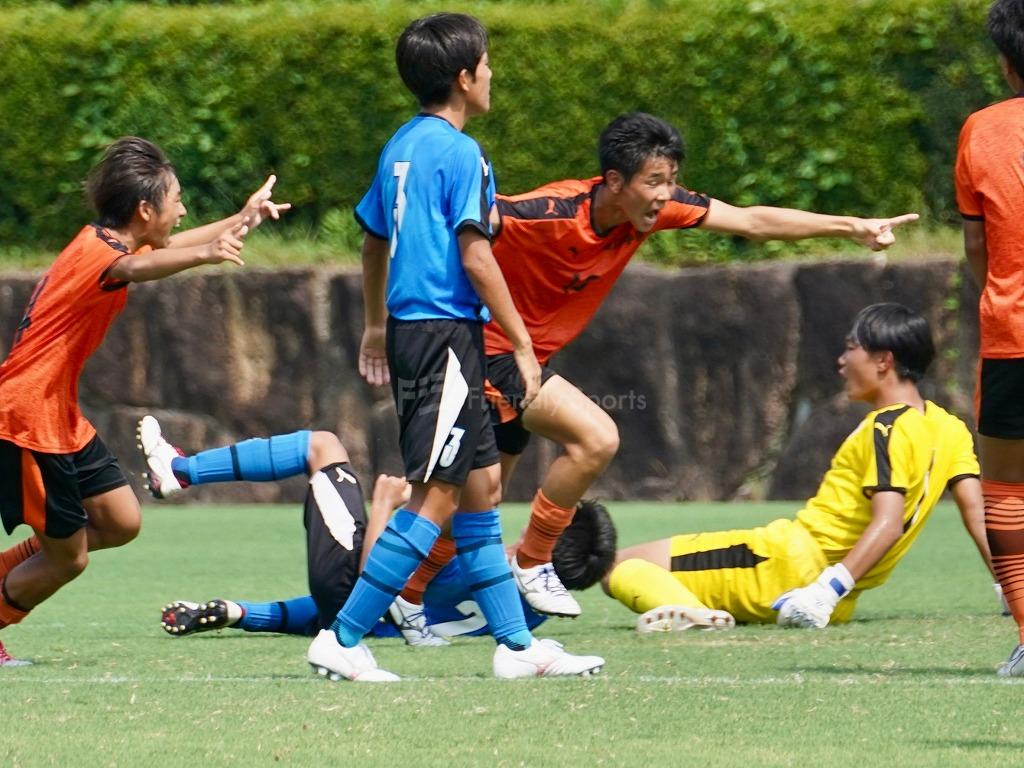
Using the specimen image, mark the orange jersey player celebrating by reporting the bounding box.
[363,112,919,638]
[955,0,1024,677]
[0,137,289,666]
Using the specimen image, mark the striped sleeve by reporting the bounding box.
[653,187,711,231]
[861,406,912,497]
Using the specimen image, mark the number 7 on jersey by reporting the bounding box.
[391,161,411,259]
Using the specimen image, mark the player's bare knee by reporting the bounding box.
[50,549,89,582]
[568,417,620,473]
[308,430,348,472]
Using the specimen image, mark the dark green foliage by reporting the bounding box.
[0,0,1004,261]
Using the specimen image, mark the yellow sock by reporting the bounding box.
[608,558,709,614]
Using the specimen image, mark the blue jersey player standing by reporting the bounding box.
[308,13,605,681]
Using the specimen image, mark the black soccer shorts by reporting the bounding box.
[484,352,558,456]
[0,434,129,538]
[386,317,498,485]
[978,357,1024,438]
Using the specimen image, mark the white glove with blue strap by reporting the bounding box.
[772,564,855,629]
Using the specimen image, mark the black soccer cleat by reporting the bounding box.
[160,600,232,637]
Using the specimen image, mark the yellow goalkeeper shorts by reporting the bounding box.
[668,518,858,624]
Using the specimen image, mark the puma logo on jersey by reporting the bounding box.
[563,273,599,293]
[873,422,892,438]
[545,199,556,215]
[480,157,489,177]
[334,467,357,484]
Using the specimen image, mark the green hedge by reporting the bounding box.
[0,0,1005,260]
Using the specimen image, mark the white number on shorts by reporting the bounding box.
[438,427,466,469]
[391,161,411,258]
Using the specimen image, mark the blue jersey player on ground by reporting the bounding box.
[139,418,616,645]
[313,12,605,681]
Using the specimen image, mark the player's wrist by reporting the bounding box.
[814,563,855,606]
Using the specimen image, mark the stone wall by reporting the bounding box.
[0,259,977,504]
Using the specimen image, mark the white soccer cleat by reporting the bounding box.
[387,596,450,647]
[307,629,399,683]
[137,415,186,499]
[493,638,603,679]
[997,643,1024,678]
[510,557,581,617]
[0,639,30,668]
[635,604,736,634]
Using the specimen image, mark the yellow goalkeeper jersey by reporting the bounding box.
[795,401,979,591]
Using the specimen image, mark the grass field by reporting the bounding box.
[2,500,1020,768]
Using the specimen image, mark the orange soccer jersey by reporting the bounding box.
[955,95,1024,358]
[0,225,130,453]
[484,177,709,363]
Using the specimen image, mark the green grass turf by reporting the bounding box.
[2,501,1020,767]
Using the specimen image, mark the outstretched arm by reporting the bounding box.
[107,220,250,283]
[167,174,291,249]
[700,199,918,251]
[950,475,1001,579]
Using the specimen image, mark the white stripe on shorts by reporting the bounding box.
[424,347,469,482]
[310,468,357,550]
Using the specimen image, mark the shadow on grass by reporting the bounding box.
[917,739,1024,751]
[792,664,997,679]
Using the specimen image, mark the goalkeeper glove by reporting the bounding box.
[772,564,855,629]
[995,582,1012,617]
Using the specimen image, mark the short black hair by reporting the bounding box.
[847,303,935,382]
[396,13,488,108]
[598,112,685,182]
[989,0,1024,81]
[552,500,618,591]
[85,137,175,229]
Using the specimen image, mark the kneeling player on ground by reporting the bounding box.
[0,138,288,667]
[604,304,998,631]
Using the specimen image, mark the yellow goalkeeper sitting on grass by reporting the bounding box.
[605,303,1000,631]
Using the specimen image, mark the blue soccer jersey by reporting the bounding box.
[355,114,496,322]
[370,559,547,639]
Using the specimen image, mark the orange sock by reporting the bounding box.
[983,479,1024,644]
[399,536,456,605]
[0,537,40,579]
[516,490,576,568]
[0,578,29,629]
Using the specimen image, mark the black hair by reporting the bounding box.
[552,500,618,591]
[597,112,685,181]
[396,13,488,108]
[85,137,176,229]
[989,0,1024,81]
[847,303,935,382]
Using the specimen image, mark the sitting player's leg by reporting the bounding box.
[605,519,823,630]
[161,596,319,636]
[137,415,319,498]
[604,539,735,632]
[507,374,619,616]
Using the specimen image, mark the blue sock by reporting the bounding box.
[452,509,532,650]
[331,510,439,647]
[174,431,312,485]
[237,596,319,635]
